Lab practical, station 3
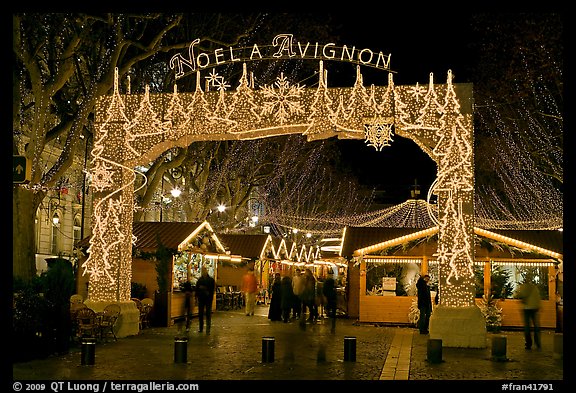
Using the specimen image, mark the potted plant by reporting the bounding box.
[479,292,503,332]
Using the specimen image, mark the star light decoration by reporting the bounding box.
[87,63,475,309]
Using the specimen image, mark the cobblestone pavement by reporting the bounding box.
[12,306,567,388]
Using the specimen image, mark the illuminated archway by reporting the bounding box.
[87,36,483,346]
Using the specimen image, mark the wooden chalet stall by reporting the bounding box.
[79,221,238,326]
[341,226,563,329]
[216,233,275,305]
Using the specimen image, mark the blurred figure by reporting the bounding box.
[280,274,294,323]
[242,267,258,316]
[416,274,432,334]
[268,272,283,321]
[322,274,337,333]
[195,266,216,334]
[302,268,318,323]
[182,281,194,332]
[291,268,305,319]
[516,279,542,350]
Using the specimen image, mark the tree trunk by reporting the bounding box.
[13,187,37,281]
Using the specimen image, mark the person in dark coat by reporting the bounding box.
[416,274,432,334]
[322,275,337,333]
[302,268,318,323]
[280,275,294,323]
[195,266,216,334]
[267,273,283,321]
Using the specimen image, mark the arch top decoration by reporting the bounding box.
[86,35,482,345]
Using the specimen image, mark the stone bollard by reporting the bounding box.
[262,337,275,363]
[81,337,96,365]
[427,338,442,364]
[174,337,188,363]
[344,336,356,362]
[553,333,563,360]
[491,335,507,361]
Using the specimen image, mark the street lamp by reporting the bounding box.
[160,187,181,222]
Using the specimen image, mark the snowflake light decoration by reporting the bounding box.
[364,117,394,151]
[260,72,305,124]
[90,161,115,192]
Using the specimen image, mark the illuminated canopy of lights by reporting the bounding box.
[267,199,439,237]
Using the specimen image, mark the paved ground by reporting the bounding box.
[12,305,567,389]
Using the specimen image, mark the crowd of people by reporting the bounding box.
[184,266,543,348]
[261,268,338,332]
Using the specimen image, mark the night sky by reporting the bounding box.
[330,12,475,205]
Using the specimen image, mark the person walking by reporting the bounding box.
[182,281,194,332]
[280,274,294,323]
[291,268,305,319]
[267,272,283,321]
[416,274,432,334]
[302,268,318,323]
[516,279,542,350]
[322,274,337,333]
[242,267,258,316]
[195,266,216,334]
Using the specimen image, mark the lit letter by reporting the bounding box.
[229,47,241,63]
[297,41,311,58]
[196,53,211,69]
[272,34,296,58]
[169,38,200,79]
[314,43,319,58]
[322,43,336,59]
[375,52,391,70]
[214,48,225,65]
[250,44,263,60]
[358,48,374,65]
[341,45,356,62]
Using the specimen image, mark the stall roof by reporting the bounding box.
[340,227,427,258]
[132,221,206,251]
[217,234,271,260]
[341,226,563,260]
[76,221,226,253]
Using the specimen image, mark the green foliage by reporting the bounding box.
[42,258,75,305]
[478,292,503,331]
[490,265,514,299]
[13,259,75,361]
[154,234,177,293]
[474,266,485,297]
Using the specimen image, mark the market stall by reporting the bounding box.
[341,226,563,328]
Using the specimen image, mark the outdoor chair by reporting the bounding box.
[70,294,84,304]
[70,303,88,339]
[76,307,98,339]
[99,303,121,341]
[139,304,153,330]
[131,298,142,311]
